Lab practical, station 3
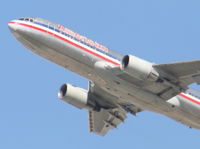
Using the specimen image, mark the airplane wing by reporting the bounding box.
[153,60,200,85]
[88,108,127,136]
[88,81,142,136]
[105,59,200,101]
[145,60,200,100]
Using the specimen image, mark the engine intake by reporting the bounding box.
[121,55,159,81]
[58,84,95,109]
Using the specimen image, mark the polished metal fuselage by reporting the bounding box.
[9,18,200,129]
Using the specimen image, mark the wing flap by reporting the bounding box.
[88,108,127,136]
[87,81,142,135]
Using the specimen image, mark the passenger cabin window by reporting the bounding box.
[188,92,200,99]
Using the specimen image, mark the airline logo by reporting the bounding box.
[58,25,109,53]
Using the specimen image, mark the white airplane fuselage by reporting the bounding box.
[9,18,200,130]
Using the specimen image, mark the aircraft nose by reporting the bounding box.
[8,21,17,32]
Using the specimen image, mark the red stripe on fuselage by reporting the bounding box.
[12,21,200,106]
[9,21,120,66]
[179,93,200,105]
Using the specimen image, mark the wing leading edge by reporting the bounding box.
[154,60,200,85]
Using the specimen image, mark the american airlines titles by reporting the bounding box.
[58,25,109,53]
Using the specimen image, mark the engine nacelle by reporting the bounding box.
[121,55,159,81]
[58,84,95,109]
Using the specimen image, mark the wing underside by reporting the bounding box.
[88,81,141,136]
[154,60,200,85]
[150,60,200,99]
[88,108,127,136]
[114,59,200,100]
[86,59,200,135]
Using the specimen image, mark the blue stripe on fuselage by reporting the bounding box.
[31,21,121,62]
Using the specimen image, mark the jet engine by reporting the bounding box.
[58,84,95,109]
[121,55,159,81]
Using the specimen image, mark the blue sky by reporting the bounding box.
[2,0,200,148]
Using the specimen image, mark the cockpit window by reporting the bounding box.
[19,18,34,22]
[25,18,29,21]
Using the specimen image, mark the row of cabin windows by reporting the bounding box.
[18,18,120,61]
[188,92,200,99]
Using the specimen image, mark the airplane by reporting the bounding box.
[8,17,200,136]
